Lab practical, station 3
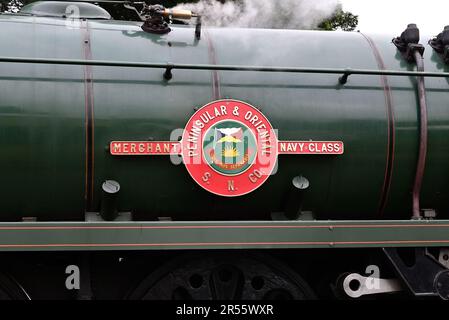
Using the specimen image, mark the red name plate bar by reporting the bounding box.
[110,141,181,155]
[278,141,344,155]
[111,141,344,156]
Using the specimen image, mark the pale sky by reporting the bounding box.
[340,0,449,36]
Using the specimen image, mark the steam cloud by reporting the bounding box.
[173,0,340,29]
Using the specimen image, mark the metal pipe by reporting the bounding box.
[100,180,120,221]
[162,9,198,19]
[412,50,428,220]
[1,56,449,79]
[284,176,310,220]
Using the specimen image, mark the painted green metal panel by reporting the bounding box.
[0,16,85,220]
[0,220,448,251]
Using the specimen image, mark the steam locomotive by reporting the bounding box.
[0,0,448,300]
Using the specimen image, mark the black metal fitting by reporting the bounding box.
[126,3,200,39]
[393,24,425,63]
[195,16,202,41]
[142,16,171,35]
[384,248,449,299]
[338,68,352,85]
[100,180,120,221]
[133,4,171,35]
[435,270,449,300]
[164,64,173,80]
[429,26,449,64]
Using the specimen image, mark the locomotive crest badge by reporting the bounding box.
[110,99,344,197]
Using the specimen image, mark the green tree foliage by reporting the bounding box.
[318,7,358,31]
[1,0,26,12]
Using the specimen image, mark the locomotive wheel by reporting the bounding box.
[0,273,29,300]
[127,253,316,300]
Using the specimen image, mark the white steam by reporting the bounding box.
[173,0,340,29]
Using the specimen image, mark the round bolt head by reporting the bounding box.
[292,176,309,190]
[102,180,120,194]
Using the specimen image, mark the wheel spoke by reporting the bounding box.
[210,265,244,300]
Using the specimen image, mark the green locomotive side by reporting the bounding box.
[0,12,447,222]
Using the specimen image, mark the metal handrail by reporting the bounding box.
[1,56,449,83]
